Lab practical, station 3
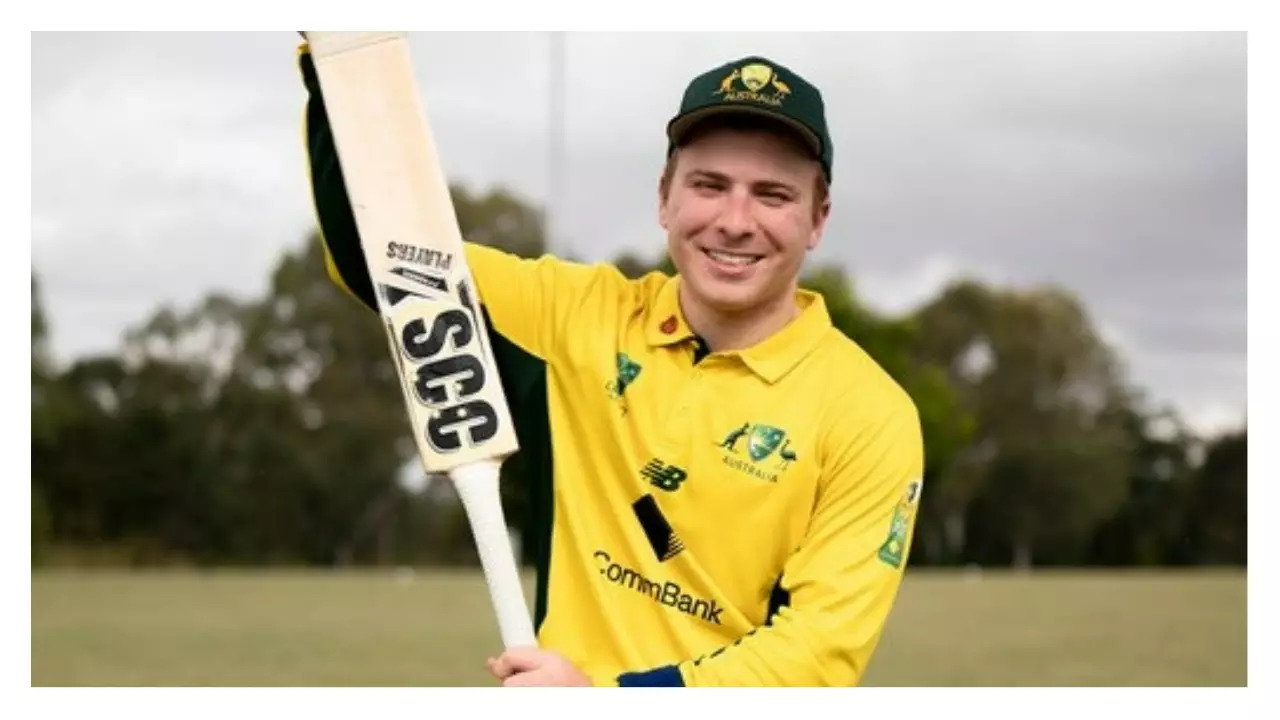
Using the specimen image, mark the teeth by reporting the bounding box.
[706,250,758,266]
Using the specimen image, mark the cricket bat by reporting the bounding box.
[303,31,537,650]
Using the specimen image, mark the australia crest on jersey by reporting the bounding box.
[716,421,797,483]
[605,352,643,414]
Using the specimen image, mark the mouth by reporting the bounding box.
[700,247,764,268]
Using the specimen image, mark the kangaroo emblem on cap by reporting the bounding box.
[713,62,788,107]
[715,69,740,95]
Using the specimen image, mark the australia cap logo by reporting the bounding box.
[714,62,791,107]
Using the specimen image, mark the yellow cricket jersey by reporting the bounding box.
[297,46,925,687]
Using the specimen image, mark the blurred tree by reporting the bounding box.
[31,275,77,453]
[613,251,655,280]
[452,185,546,259]
[32,275,53,406]
[609,249,676,280]
[230,234,406,564]
[1087,399,1198,566]
[31,274,57,562]
[914,281,1133,567]
[1181,428,1246,565]
[33,350,216,565]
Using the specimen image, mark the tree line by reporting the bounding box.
[31,184,1246,569]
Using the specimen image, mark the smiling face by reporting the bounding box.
[659,117,830,324]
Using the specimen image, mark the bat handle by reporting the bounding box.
[449,460,539,650]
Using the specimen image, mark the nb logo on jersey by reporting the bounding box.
[641,458,688,492]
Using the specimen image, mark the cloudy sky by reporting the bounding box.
[31,31,1246,436]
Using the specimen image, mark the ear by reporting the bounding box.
[658,176,671,231]
[807,196,831,251]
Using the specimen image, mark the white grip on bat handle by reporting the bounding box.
[449,460,539,650]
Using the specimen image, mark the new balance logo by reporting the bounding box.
[640,458,687,492]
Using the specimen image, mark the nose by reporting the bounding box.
[715,187,754,243]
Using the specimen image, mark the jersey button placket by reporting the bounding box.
[662,363,703,456]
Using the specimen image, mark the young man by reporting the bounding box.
[297,44,925,687]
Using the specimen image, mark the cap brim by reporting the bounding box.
[666,104,822,160]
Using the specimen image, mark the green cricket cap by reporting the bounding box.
[666,55,833,183]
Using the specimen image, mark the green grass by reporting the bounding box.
[31,568,1246,687]
[861,569,1246,687]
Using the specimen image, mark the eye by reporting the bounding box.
[691,177,724,193]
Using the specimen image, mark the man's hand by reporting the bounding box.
[486,647,594,687]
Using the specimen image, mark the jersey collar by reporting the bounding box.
[646,275,699,346]
[646,275,833,384]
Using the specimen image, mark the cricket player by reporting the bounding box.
[296,42,925,687]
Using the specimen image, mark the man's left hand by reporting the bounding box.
[486,647,593,687]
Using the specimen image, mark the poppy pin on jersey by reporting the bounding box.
[660,315,678,334]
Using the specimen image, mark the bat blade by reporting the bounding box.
[305,30,535,650]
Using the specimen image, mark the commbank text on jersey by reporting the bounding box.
[593,550,723,625]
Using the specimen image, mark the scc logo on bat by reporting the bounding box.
[396,304,499,453]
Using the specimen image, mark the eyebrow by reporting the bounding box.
[686,169,729,184]
[753,179,799,196]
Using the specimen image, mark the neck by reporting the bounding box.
[679,284,801,353]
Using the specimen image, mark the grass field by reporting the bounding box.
[31,568,1247,687]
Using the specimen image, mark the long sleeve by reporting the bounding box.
[663,392,924,687]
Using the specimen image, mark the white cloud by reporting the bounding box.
[849,252,997,316]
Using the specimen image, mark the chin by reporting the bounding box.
[686,276,770,315]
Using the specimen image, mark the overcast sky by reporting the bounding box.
[30,31,1246,437]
